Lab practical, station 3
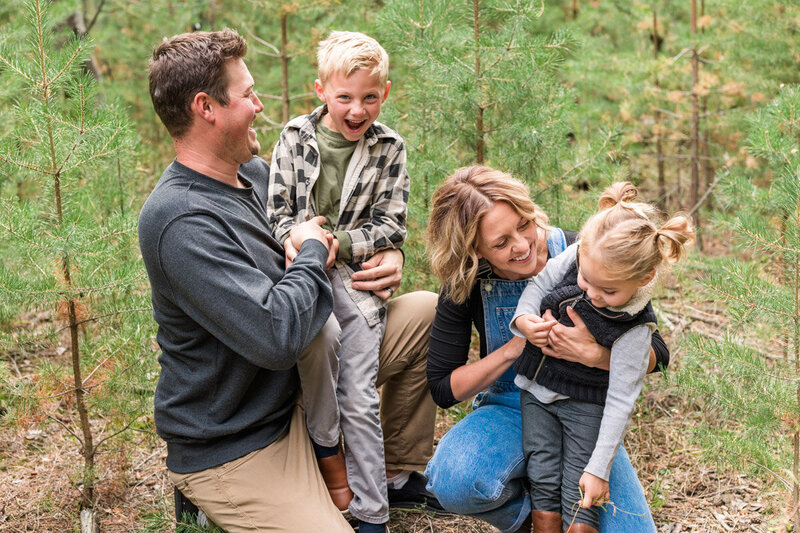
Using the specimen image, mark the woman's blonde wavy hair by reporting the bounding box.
[579,182,695,281]
[427,166,549,304]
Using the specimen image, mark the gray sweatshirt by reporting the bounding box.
[138,157,333,474]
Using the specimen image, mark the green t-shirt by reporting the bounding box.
[314,121,357,262]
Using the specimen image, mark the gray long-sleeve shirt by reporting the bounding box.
[511,243,654,481]
[138,157,333,474]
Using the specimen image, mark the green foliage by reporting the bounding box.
[0,0,156,510]
[677,86,800,522]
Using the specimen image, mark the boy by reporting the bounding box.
[267,31,408,533]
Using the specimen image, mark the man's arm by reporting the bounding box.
[160,214,332,370]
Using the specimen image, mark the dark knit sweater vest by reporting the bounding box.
[513,260,657,405]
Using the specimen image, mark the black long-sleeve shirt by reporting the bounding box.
[426,229,669,409]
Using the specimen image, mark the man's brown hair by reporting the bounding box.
[148,29,247,138]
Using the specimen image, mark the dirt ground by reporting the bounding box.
[0,280,788,532]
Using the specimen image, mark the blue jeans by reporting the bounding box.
[424,244,656,532]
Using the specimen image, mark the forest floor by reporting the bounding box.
[0,259,790,532]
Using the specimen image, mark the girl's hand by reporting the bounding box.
[514,314,557,347]
[578,472,609,509]
[541,306,611,370]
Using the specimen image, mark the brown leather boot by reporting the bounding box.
[317,449,353,511]
[531,510,562,533]
[564,523,598,533]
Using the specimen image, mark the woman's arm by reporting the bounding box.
[542,306,668,373]
[449,336,525,402]
[427,291,527,407]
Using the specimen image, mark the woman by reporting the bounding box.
[424,166,667,533]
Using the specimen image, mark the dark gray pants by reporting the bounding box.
[521,389,604,530]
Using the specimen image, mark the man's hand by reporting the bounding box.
[286,216,331,268]
[578,472,609,509]
[513,314,557,347]
[351,248,403,300]
[541,307,611,370]
[283,237,299,268]
[325,236,339,270]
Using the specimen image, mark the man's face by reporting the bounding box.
[315,69,390,141]
[217,59,264,163]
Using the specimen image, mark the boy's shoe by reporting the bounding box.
[317,449,353,511]
[386,471,452,516]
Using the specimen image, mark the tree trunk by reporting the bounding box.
[280,13,290,125]
[653,8,665,210]
[472,0,484,164]
[690,0,701,246]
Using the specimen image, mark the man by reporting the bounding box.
[139,29,351,532]
[139,29,440,532]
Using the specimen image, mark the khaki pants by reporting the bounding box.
[378,290,438,471]
[170,290,438,530]
[298,289,438,473]
[170,404,354,533]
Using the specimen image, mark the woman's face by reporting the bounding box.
[475,201,547,280]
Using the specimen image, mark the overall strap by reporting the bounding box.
[546,227,568,258]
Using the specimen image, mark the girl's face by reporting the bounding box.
[577,248,653,308]
[475,201,546,280]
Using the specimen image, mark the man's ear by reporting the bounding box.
[314,79,326,102]
[191,92,215,124]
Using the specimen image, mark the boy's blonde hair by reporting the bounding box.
[579,182,695,281]
[317,31,389,85]
[427,165,550,305]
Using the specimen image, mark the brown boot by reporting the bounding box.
[317,449,353,511]
[564,523,598,533]
[531,510,562,533]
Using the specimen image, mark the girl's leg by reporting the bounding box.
[521,391,563,515]
[424,391,530,533]
[599,446,656,532]
[559,399,603,531]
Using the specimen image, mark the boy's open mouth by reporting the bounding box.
[345,119,365,131]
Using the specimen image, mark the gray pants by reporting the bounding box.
[297,270,388,524]
[521,389,604,530]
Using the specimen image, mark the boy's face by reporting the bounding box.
[315,69,390,141]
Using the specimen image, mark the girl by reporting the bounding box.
[511,182,694,533]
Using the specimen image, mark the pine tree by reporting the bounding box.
[0,1,152,529]
[678,85,800,530]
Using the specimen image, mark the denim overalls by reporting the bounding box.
[425,228,656,533]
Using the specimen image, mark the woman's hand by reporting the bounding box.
[351,249,403,300]
[541,306,611,370]
[578,472,609,509]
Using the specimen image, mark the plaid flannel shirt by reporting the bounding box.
[267,105,409,326]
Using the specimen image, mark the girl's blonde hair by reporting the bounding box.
[427,166,549,304]
[579,182,695,281]
[317,31,389,85]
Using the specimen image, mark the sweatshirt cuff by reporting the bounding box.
[296,238,329,265]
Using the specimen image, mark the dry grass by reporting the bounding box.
[0,280,789,532]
